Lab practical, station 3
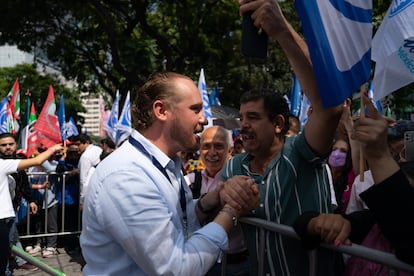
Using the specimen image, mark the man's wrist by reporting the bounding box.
[197,193,217,213]
[219,207,238,226]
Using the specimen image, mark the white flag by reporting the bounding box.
[198,68,213,126]
[372,0,414,101]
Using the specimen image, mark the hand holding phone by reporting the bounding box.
[241,12,268,59]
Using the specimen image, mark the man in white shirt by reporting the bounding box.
[72,134,102,206]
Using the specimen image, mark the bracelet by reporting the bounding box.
[197,193,216,214]
[219,207,238,226]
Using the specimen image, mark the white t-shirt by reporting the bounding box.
[345,170,374,214]
[79,144,103,204]
[0,159,20,219]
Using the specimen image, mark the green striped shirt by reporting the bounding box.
[222,134,337,276]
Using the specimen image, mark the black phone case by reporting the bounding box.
[241,12,268,59]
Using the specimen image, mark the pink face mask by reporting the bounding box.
[328,149,347,168]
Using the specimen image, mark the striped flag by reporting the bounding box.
[104,91,119,144]
[115,91,132,146]
[20,99,38,157]
[295,0,372,108]
[65,117,79,138]
[0,97,9,134]
[367,81,383,114]
[289,74,302,117]
[209,85,221,106]
[7,78,20,133]
[99,95,107,137]
[33,85,61,148]
[299,94,311,130]
[198,68,212,126]
[58,94,66,141]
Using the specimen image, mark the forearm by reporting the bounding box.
[366,154,399,184]
[195,190,221,224]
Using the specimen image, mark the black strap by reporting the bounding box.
[128,137,187,220]
[190,171,202,199]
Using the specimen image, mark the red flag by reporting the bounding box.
[33,85,62,148]
[8,78,20,120]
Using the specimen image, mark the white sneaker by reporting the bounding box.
[42,247,57,258]
[28,245,42,256]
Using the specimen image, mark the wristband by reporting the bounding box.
[219,207,238,226]
[197,193,216,214]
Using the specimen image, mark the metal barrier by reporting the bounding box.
[240,217,414,276]
[19,171,81,240]
[15,171,414,275]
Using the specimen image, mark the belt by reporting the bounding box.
[226,250,249,264]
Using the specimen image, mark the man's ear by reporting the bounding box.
[153,100,168,122]
[274,115,285,134]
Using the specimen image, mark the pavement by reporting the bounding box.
[11,245,84,276]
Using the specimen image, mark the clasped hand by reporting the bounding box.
[219,176,260,216]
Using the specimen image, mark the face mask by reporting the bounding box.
[328,149,347,168]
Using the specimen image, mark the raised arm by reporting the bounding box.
[240,0,342,155]
[351,95,400,184]
[17,144,63,171]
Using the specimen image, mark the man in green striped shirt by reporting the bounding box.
[221,0,343,275]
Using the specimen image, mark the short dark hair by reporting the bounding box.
[131,72,192,131]
[0,132,17,142]
[73,134,91,144]
[101,138,115,149]
[240,88,290,135]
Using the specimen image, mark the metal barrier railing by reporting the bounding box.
[19,171,81,239]
[15,171,414,275]
[240,217,414,276]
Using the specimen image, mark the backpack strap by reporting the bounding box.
[190,171,202,199]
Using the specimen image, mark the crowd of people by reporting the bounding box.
[1,0,414,275]
[0,135,114,275]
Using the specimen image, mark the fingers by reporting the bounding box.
[361,94,381,119]
[309,214,351,246]
[221,176,258,211]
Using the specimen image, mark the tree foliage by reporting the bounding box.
[0,64,85,124]
[0,0,411,116]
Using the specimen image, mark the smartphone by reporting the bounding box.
[404,131,414,162]
[241,12,268,59]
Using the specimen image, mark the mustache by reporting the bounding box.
[240,129,253,136]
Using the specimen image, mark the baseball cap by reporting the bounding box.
[388,120,414,140]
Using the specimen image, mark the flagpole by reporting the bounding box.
[359,84,367,182]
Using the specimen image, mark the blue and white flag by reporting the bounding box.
[209,85,221,106]
[115,91,132,147]
[58,94,66,141]
[104,91,119,144]
[198,68,213,126]
[289,74,302,117]
[299,94,311,131]
[372,0,414,101]
[367,81,383,114]
[0,97,9,134]
[295,0,372,108]
[66,116,79,138]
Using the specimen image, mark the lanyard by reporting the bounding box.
[128,137,187,222]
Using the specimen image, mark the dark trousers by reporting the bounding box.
[0,218,13,275]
